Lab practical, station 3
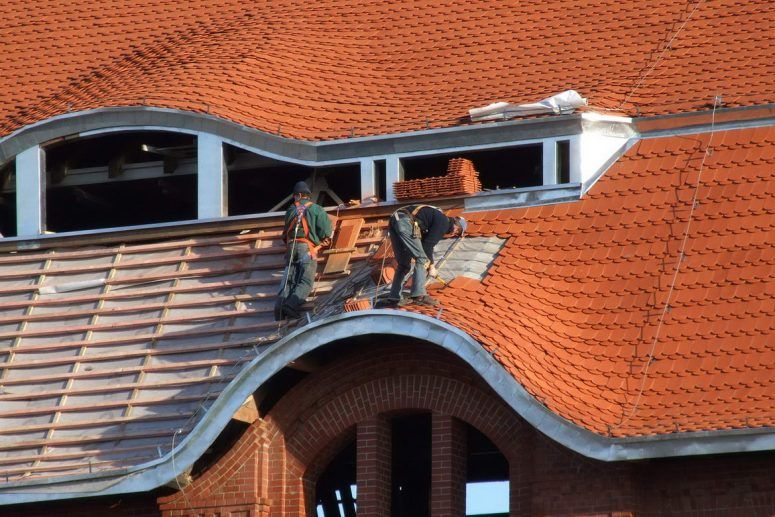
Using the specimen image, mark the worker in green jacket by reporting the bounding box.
[275,181,333,320]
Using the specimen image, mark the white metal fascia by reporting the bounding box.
[0,311,772,505]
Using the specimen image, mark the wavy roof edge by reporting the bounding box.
[1,312,772,504]
[2,104,775,168]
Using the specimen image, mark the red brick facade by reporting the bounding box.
[154,341,774,516]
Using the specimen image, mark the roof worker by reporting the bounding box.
[275,181,332,320]
[380,204,466,308]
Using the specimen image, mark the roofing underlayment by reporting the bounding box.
[0,125,772,485]
[1,0,772,140]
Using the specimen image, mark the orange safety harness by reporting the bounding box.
[285,200,322,258]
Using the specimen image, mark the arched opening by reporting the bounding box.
[315,440,357,517]
[311,412,511,517]
[466,425,509,517]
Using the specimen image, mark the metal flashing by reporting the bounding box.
[0,311,771,505]
[0,107,586,168]
[464,183,581,213]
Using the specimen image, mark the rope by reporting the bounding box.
[170,428,195,514]
[611,94,721,433]
[616,0,705,111]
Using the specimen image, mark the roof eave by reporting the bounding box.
[0,311,771,505]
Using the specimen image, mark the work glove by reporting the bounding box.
[428,264,438,278]
[320,237,332,248]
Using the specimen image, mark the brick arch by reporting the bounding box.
[262,341,533,516]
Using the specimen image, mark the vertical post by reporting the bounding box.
[569,135,582,184]
[357,415,391,516]
[197,133,227,219]
[431,413,466,516]
[360,158,377,201]
[385,156,403,202]
[542,140,557,186]
[16,145,46,236]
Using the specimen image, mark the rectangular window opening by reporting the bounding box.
[400,145,543,193]
[228,145,360,214]
[44,131,197,233]
[556,140,570,184]
[0,161,17,237]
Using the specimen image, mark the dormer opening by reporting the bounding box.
[401,144,545,191]
[226,145,361,215]
[43,131,197,232]
[0,161,16,237]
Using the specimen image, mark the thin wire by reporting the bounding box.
[170,428,195,514]
[616,0,704,111]
[612,94,721,433]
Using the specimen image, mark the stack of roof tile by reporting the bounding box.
[394,158,482,200]
[343,297,372,312]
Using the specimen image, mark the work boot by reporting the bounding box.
[407,295,440,307]
[375,297,401,309]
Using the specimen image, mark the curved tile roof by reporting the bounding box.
[0,125,770,486]
[415,125,774,437]
[1,0,773,141]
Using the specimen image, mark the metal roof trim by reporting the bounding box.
[0,311,772,505]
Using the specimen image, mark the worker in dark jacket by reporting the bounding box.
[381,204,466,307]
[275,181,332,320]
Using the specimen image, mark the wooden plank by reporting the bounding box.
[0,358,242,386]
[0,320,282,355]
[0,427,194,451]
[0,213,289,254]
[0,292,275,326]
[322,218,363,274]
[0,374,236,401]
[5,333,263,369]
[0,245,286,280]
[0,456,158,477]
[0,228,285,266]
[0,277,284,311]
[0,410,197,435]
[0,394,210,418]
[0,444,163,466]
[0,260,287,295]
[0,200,457,255]
[0,306,274,340]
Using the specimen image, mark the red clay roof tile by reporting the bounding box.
[1,1,772,140]
[405,125,774,438]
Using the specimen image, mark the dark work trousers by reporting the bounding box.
[277,241,316,317]
[388,213,429,300]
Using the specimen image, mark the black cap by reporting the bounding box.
[292,181,312,194]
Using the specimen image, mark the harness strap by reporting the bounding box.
[286,201,323,258]
[293,237,321,259]
[286,200,313,242]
